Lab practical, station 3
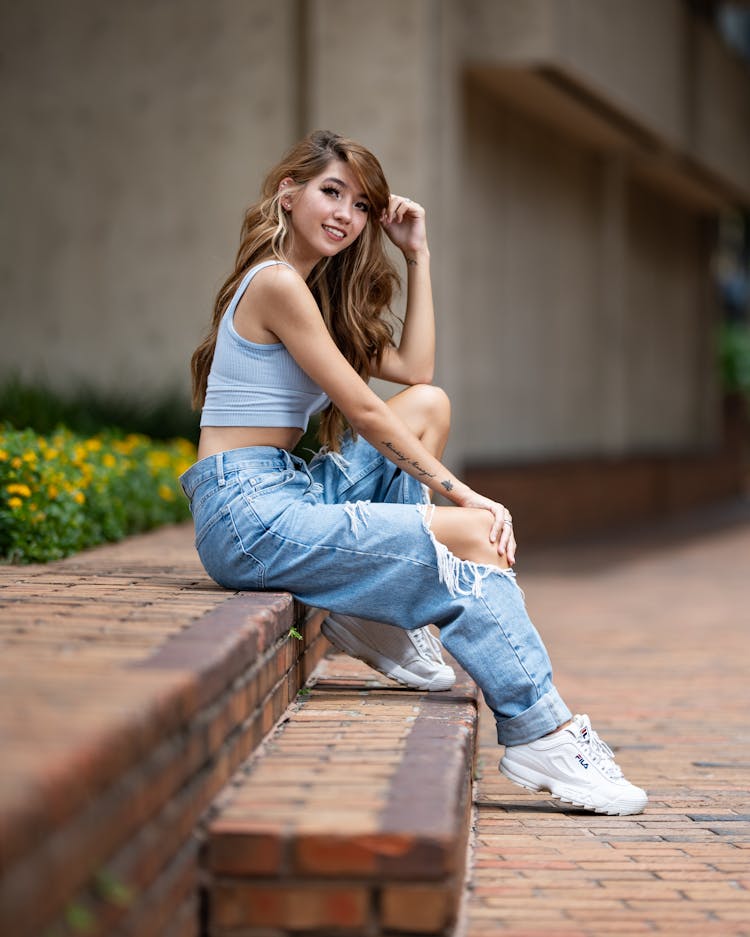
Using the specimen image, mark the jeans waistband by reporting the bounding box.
[179,446,304,499]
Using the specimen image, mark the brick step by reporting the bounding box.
[0,573,328,937]
[204,653,479,937]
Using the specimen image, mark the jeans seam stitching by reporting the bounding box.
[478,593,543,697]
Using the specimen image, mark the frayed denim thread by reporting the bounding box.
[416,502,518,599]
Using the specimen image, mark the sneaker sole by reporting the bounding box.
[321,621,456,692]
[499,759,647,816]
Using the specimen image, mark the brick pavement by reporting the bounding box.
[3,503,750,935]
[0,522,225,668]
[462,500,750,936]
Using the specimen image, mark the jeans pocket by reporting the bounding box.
[239,468,296,501]
[197,503,266,591]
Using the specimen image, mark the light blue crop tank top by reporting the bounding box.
[200,260,330,429]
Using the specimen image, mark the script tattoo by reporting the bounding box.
[382,441,436,479]
[441,479,454,492]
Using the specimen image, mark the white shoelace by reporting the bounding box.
[410,626,445,663]
[574,715,624,780]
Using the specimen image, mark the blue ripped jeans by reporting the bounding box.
[179,434,571,746]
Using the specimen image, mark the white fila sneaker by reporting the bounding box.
[321,613,456,691]
[499,713,648,816]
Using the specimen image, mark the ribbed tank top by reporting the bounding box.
[200,260,330,429]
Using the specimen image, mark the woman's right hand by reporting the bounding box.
[380,194,428,256]
[456,488,517,564]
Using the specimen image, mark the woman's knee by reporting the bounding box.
[428,506,511,570]
[413,383,450,427]
[393,383,450,434]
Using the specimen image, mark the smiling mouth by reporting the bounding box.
[322,224,346,241]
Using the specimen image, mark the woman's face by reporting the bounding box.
[282,159,371,265]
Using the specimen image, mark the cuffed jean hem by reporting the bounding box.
[495,687,572,747]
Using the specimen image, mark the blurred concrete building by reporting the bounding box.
[2,0,749,539]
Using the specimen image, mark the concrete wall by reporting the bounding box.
[459,0,689,149]
[692,22,750,198]
[459,81,718,461]
[0,0,298,394]
[1,0,746,475]
[624,180,717,451]
[460,82,604,460]
[297,0,472,446]
[460,0,750,198]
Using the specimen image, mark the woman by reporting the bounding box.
[182,130,647,815]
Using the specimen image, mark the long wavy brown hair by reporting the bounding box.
[190,130,399,451]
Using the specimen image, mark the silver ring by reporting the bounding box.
[504,517,513,526]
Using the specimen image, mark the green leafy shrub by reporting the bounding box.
[0,427,195,563]
[0,376,199,442]
[719,321,750,401]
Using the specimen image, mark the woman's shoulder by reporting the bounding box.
[234,259,314,343]
[248,260,309,305]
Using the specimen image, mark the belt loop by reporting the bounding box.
[215,453,226,488]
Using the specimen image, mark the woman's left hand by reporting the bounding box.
[381,194,428,256]
[456,489,517,565]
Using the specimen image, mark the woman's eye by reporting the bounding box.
[322,186,340,198]
[355,201,370,213]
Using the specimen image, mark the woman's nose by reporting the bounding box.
[333,199,352,221]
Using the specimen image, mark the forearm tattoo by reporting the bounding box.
[441,479,454,492]
[382,441,436,479]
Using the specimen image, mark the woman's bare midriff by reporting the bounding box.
[197,426,305,461]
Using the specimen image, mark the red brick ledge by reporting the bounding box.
[131,591,304,707]
[205,655,479,936]
[465,447,746,545]
[0,591,327,937]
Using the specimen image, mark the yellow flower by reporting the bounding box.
[176,438,197,456]
[44,448,59,460]
[0,449,8,461]
[85,438,102,452]
[22,451,37,463]
[73,491,86,505]
[158,483,175,501]
[6,483,32,497]
[113,439,135,455]
[48,485,59,499]
[148,451,171,471]
[102,453,117,468]
[7,497,22,509]
[11,457,22,469]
